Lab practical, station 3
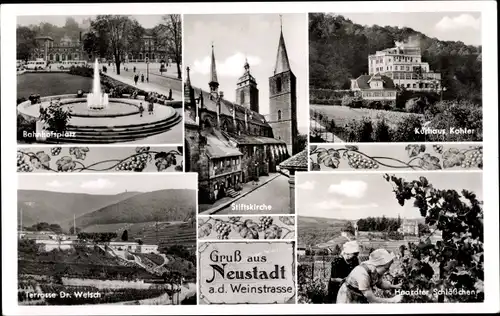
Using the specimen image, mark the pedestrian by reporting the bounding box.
[327,241,360,303]
[133,66,136,73]
[336,249,403,304]
[139,103,144,117]
[141,74,144,83]
[134,75,138,85]
[148,101,154,115]
[146,76,149,83]
[168,89,172,101]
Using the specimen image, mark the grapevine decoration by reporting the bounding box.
[383,174,484,303]
[198,216,295,240]
[17,146,183,173]
[309,144,483,171]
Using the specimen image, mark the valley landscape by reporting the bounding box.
[17,175,197,305]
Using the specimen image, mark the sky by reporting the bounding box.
[341,12,482,46]
[184,14,309,133]
[296,172,483,220]
[18,173,197,194]
[17,15,165,29]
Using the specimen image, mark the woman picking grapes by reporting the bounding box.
[327,241,360,303]
[337,248,403,304]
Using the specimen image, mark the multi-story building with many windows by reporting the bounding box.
[368,41,441,91]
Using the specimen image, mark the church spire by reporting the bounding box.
[209,43,219,93]
[273,16,291,75]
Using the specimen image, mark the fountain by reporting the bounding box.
[17,58,182,144]
[87,59,109,110]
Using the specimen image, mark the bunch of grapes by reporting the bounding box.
[259,216,273,231]
[115,154,149,171]
[50,147,62,156]
[432,145,443,154]
[17,151,33,172]
[214,221,231,239]
[346,152,379,169]
[462,149,483,168]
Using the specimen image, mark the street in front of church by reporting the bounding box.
[199,172,291,215]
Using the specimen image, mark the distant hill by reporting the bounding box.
[17,190,141,228]
[309,13,482,104]
[298,216,351,247]
[69,189,196,229]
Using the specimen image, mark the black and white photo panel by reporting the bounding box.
[296,171,483,304]
[17,173,197,305]
[308,12,482,143]
[183,13,309,215]
[17,14,183,145]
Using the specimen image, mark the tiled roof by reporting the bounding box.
[191,87,270,127]
[204,132,242,159]
[224,131,286,145]
[279,149,308,170]
[353,74,396,90]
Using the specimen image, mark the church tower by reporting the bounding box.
[269,18,298,155]
[208,44,219,99]
[236,58,259,113]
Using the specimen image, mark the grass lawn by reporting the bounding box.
[17,73,93,99]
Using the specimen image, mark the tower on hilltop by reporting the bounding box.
[236,58,259,113]
[268,16,298,154]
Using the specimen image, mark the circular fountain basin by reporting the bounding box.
[17,94,182,143]
[60,99,140,117]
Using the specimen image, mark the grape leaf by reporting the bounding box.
[419,153,442,170]
[56,156,76,172]
[405,144,426,158]
[31,151,51,169]
[69,147,89,160]
[442,148,466,168]
[345,145,359,151]
[279,216,295,226]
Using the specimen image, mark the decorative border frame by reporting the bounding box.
[198,216,295,240]
[309,143,483,171]
[17,146,183,173]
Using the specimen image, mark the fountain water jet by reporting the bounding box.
[87,59,109,110]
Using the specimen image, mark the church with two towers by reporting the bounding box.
[184,21,301,205]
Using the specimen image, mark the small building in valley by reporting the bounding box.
[350,73,397,102]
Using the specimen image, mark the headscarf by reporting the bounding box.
[365,248,395,267]
[342,241,360,254]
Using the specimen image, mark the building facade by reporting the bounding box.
[32,35,85,62]
[368,41,441,91]
[184,25,298,204]
[350,73,398,102]
[124,34,170,63]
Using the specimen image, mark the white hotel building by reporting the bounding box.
[368,42,442,91]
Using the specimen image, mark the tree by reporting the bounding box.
[38,101,72,140]
[17,26,38,62]
[121,229,129,241]
[90,15,137,75]
[295,134,308,153]
[157,15,182,79]
[69,226,81,235]
[384,174,483,302]
[342,221,355,235]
